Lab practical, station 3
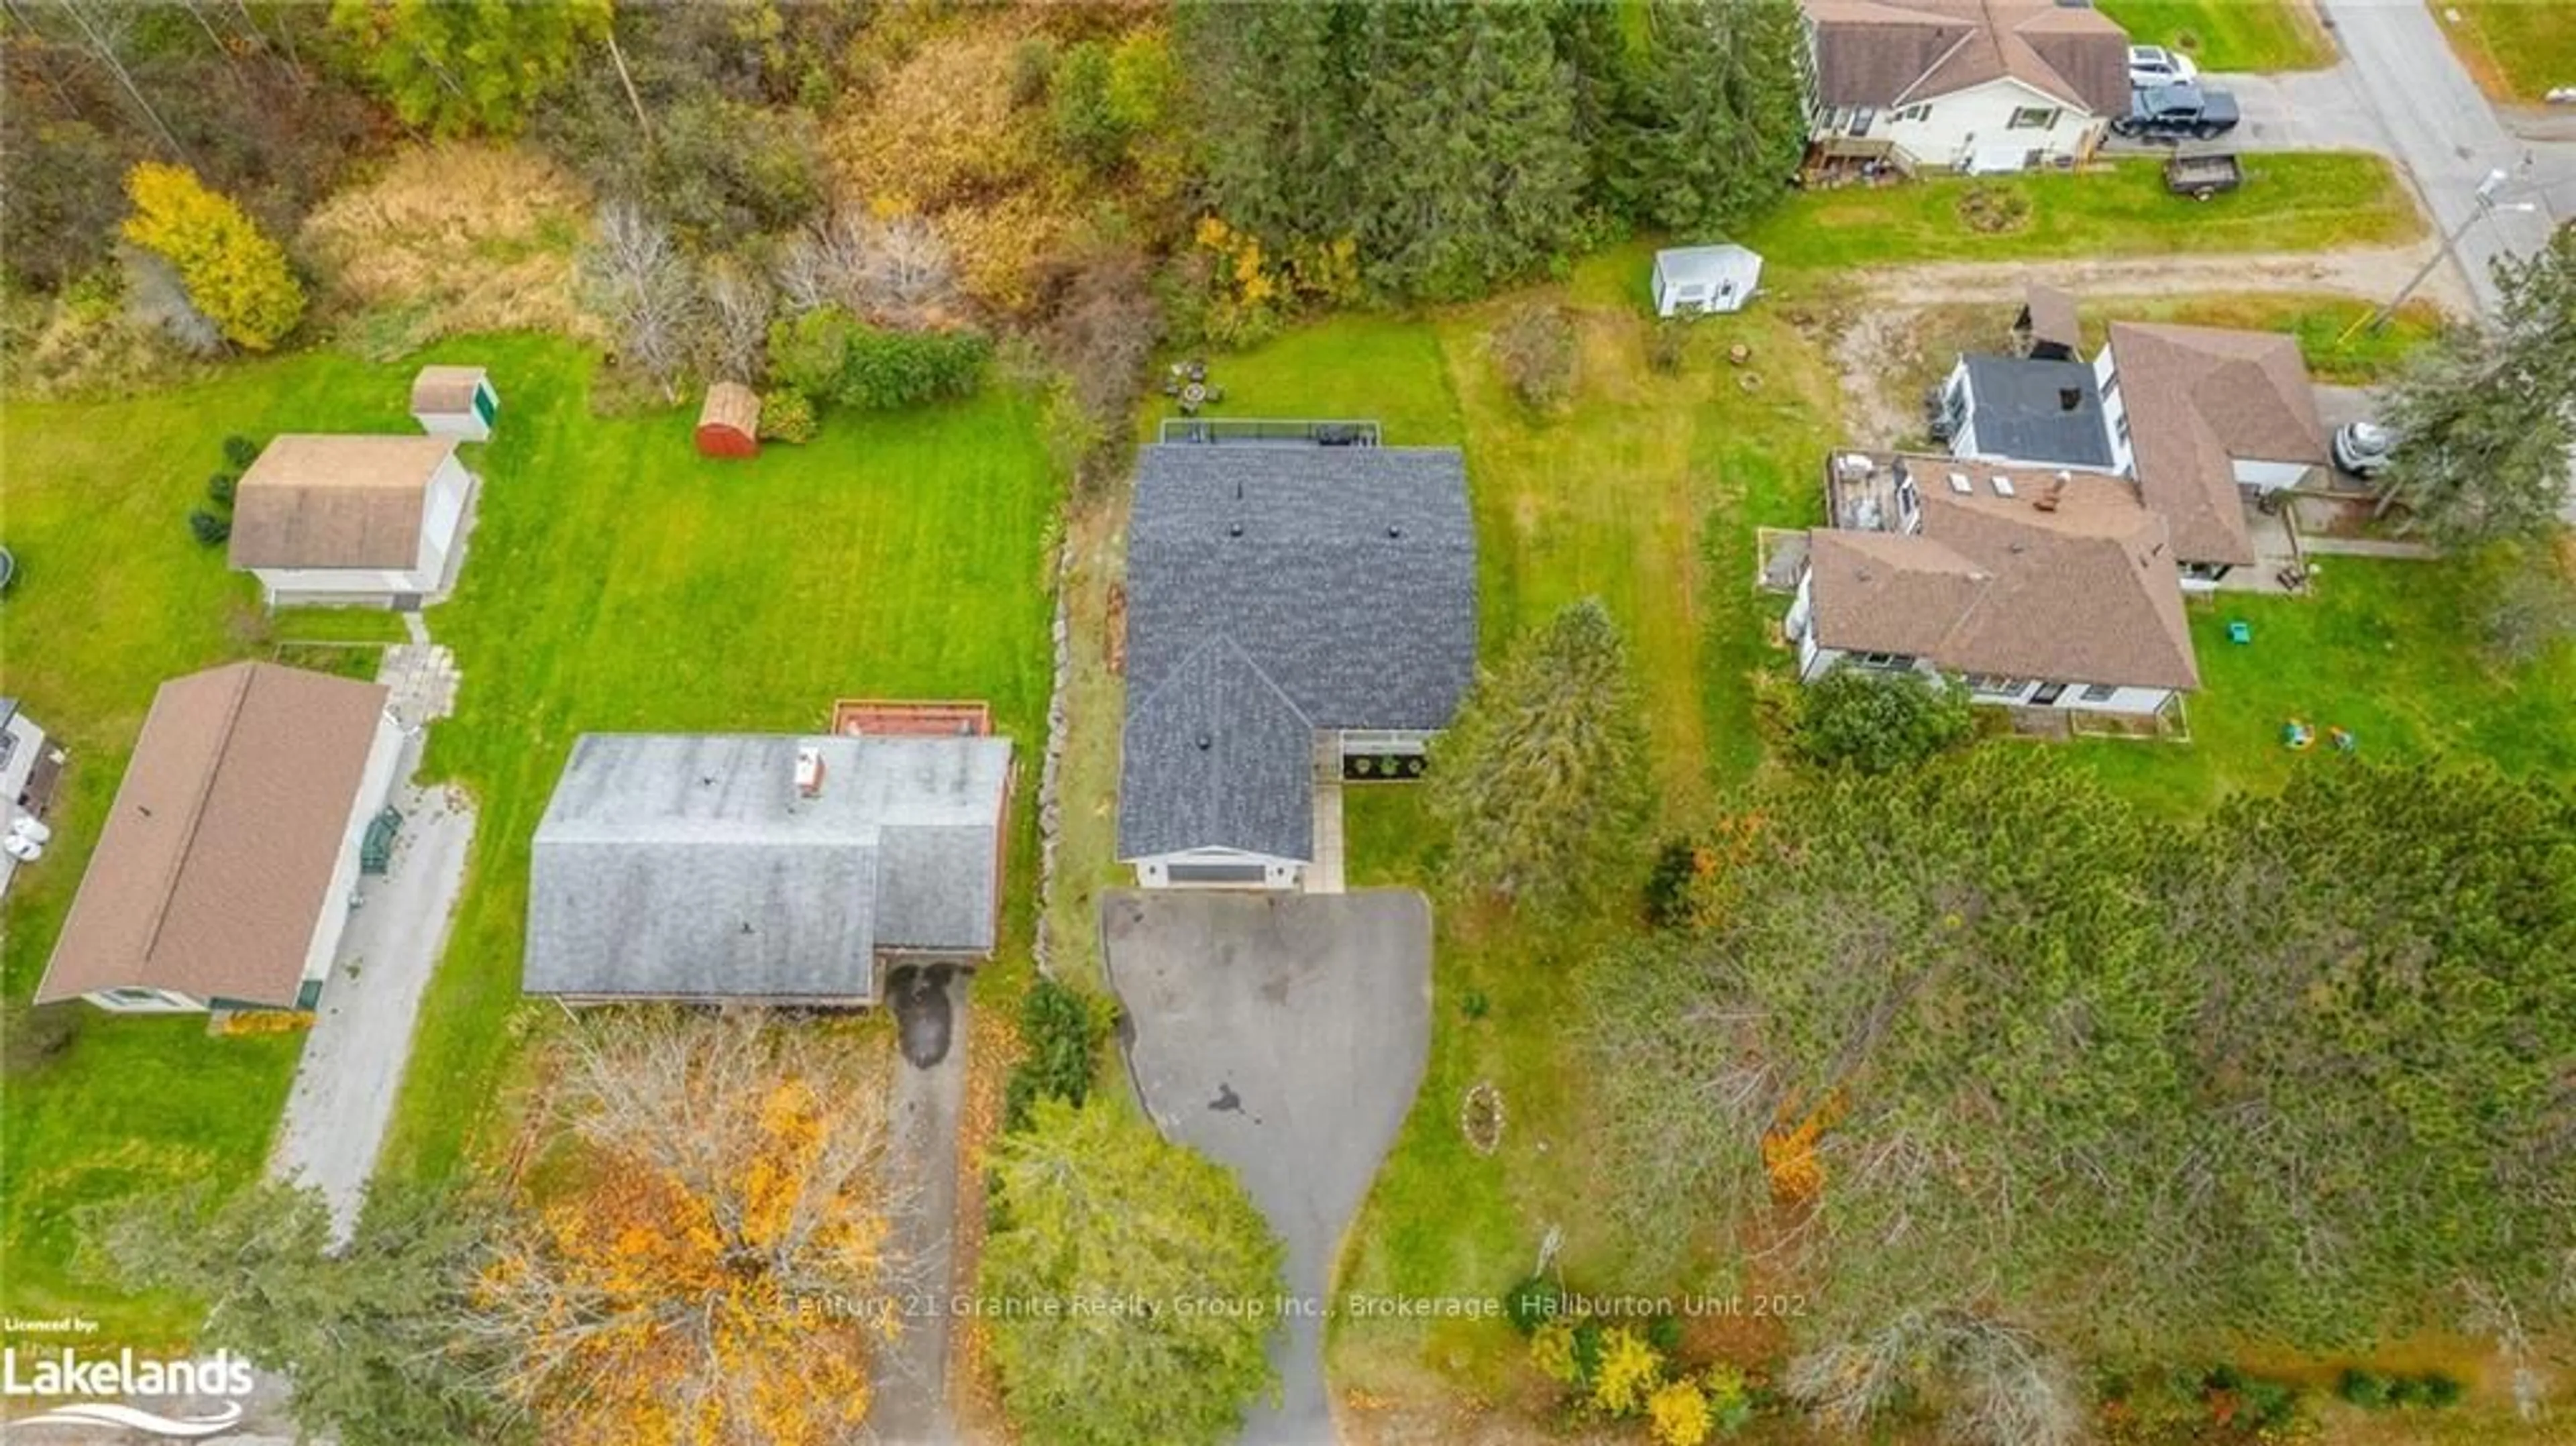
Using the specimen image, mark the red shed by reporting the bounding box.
[695,382,761,460]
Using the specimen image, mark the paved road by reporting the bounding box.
[871,963,971,1446]
[1103,890,1434,1446]
[268,750,474,1245]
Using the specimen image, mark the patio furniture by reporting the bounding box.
[2282,719,2314,751]
[2228,620,2252,645]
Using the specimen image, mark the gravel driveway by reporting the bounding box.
[1103,889,1433,1446]
[267,751,474,1245]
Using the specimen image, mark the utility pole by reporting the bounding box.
[2351,168,2541,338]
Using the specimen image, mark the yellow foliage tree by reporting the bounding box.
[120,163,305,351]
[1648,1375,1714,1446]
[1529,1317,1583,1386]
[472,1013,905,1446]
[1591,1325,1665,1418]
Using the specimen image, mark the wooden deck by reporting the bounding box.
[828,698,993,738]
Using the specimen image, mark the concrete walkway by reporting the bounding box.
[267,748,475,1244]
[1104,891,1433,1446]
[870,963,971,1446]
[2297,534,2439,559]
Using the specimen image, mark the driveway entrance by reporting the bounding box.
[1102,889,1433,1445]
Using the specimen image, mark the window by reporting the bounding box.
[2100,370,2120,402]
[105,988,166,1005]
[2007,106,2059,130]
[2114,412,2132,445]
[2081,683,2118,702]
[1856,652,1917,670]
[1851,106,1876,137]
[1895,103,1932,123]
[1965,675,2027,695]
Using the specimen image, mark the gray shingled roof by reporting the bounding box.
[1961,354,2114,469]
[527,734,1010,1001]
[1118,445,1477,862]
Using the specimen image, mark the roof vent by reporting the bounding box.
[1387,524,1403,539]
[794,745,826,798]
[1227,522,1243,538]
[1195,732,1214,751]
[2058,386,2082,412]
[1990,475,2017,498]
[2035,470,2068,512]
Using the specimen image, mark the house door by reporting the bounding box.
[2030,682,2068,706]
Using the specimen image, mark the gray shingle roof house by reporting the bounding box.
[1943,353,2114,470]
[1118,443,1477,889]
[527,732,1012,1003]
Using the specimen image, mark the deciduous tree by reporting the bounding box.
[980,1099,1283,1446]
[469,1011,911,1446]
[327,0,609,138]
[1431,598,1653,907]
[1790,666,1974,773]
[118,162,305,349]
[575,200,698,400]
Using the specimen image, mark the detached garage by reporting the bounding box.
[1652,244,1763,317]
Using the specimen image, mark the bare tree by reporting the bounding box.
[859,213,959,327]
[773,207,869,318]
[698,256,773,384]
[575,201,699,402]
[121,247,225,355]
[1788,1311,2082,1446]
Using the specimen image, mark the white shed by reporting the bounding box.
[411,365,498,441]
[1652,244,1763,317]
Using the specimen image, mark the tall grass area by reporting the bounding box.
[1740,154,2422,272]
[2436,0,2576,103]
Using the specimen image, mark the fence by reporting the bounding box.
[1157,418,1382,447]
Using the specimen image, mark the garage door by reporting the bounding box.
[1167,861,1269,885]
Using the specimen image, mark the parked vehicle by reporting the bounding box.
[2333,421,2398,478]
[2113,83,2241,142]
[2163,149,2243,200]
[2128,44,2201,89]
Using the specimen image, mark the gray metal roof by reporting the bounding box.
[527,733,1010,1001]
[1655,244,1762,286]
[1961,354,2114,469]
[1118,444,1477,862]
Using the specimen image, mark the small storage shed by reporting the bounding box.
[696,382,761,460]
[411,365,498,441]
[1652,244,1763,317]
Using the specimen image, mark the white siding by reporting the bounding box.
[296,710,407,997]
[1134,847,1303,891]
[254,454,474,606]
[1817,78,2104,172]
[2095,348,2136,475]
[2232,458,2306,491]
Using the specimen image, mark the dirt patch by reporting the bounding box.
[1854,241,2469,314]
[946,989,1022,1441]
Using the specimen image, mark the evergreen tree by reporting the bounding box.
[981,1099,1285,1446]
[1620,0,1811,237]
[1431,598,1654,907]
[1175,0,1357,248]
[2377,227,2576,547]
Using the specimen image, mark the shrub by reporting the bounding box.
[207,472,237,506]
[1956,182,2033,234]
[221,435,259,469]
[1493,304,1577,412]
[1530,1318,1584,1385]
[2337,1368,2391,1408]
[2414,1372,2465,1407]
[768,307,989,412]
[119,163,305,350]
[1793,667,1974,774]
[1049,42,1128,172]
[1703,1364,1755,1433]
[1461,988,1491,1021]
[1505,1276,1559,1335]
[188,509,231,545]
[1592,1326,1665,1417]
[1002,979,1109,1133]
[1647,319,1689,375]
[757,386,817,445]
[1009,36,1057,107]
[1648,1376,1713,1446]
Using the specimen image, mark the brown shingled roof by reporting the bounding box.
[411,365,486,415]
[1809,461,2198,691]
[1803,0,2130,113]
[2108,323,2328,569]
[228,435,456,571]
[2021,283,2082,354]
[36,663,391,1007]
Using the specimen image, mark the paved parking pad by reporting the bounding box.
[1102,889,1433,1445]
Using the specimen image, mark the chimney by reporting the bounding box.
[2057,386,2082,412]
[794,744,826,798]
[2035,471,2067,512]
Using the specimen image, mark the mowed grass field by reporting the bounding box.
[2100,0,2337,71]
[1741,154,2422,272]
[2436,0,2576,103]
[0,335,1057,1336]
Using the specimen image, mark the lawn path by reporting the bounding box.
[1843,239,2469,312]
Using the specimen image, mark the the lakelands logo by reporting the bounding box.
[3,1347,253,1438]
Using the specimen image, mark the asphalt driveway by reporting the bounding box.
[871,962,970,1446]
[268,752,474,1245]
[1102,889,1433,1446]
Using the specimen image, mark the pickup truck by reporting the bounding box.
[2112,83,2241,142]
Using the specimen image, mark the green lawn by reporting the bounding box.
[2072,294,2449,384]
[0,335,1058,1335]
[1740,154,2421,271]
[2436,0,2576,103]
[2099,0,2337,71]
[2071,559,2576,814]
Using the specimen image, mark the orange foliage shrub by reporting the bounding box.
[1761,1089,1846,1206]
